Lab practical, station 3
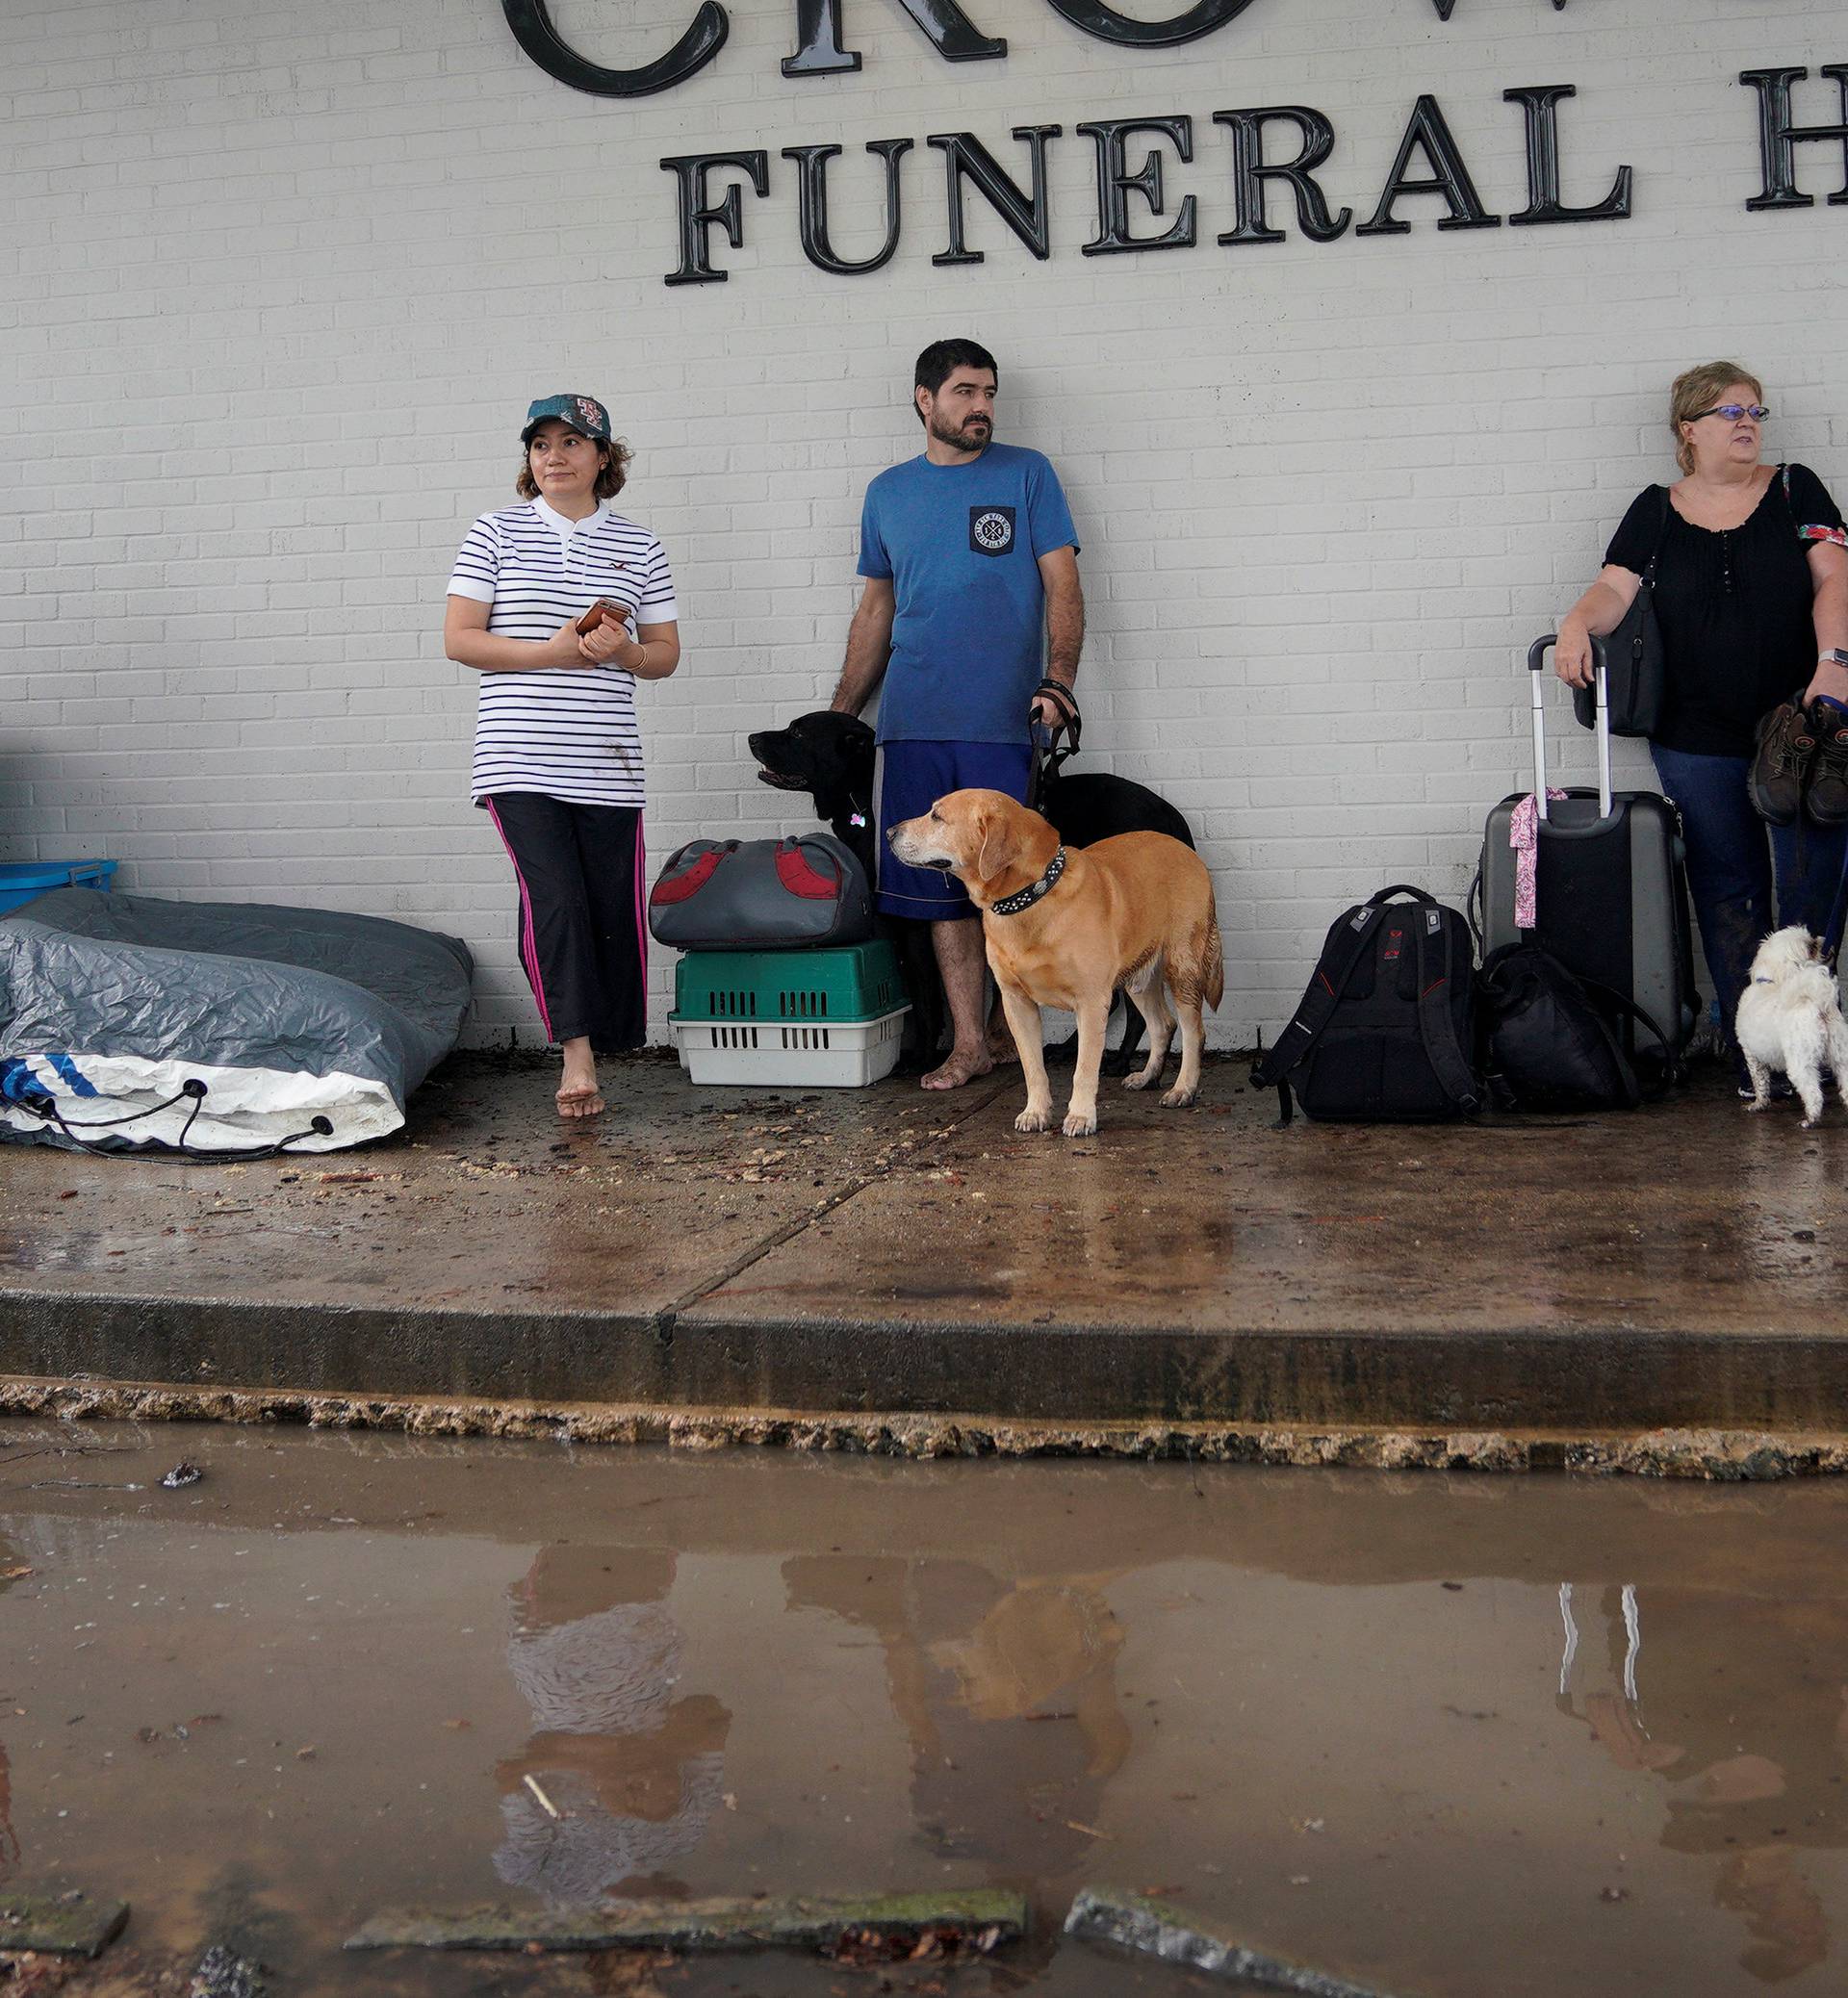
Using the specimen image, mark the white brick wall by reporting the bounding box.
[3,0,1845,1046]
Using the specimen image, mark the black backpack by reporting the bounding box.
[1252,885,1481,1123]
[1477,942,1680,1112]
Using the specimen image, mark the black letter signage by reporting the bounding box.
[783,0,1004,78]
[1214,106,1352,244]
[930,127,1062,264]
[1503,85,1631,223]
[1046,0,1256,52]
[1079,116,1197,253]
[1740,66,1848,210]
[660,151,770,284]
[501,0,726,97]
[1358,93,1502,234]
[604,9,1839,287]
[783,140,913,272]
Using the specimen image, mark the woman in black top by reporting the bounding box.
[1556,361,1848,1078]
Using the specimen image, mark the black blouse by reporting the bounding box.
[1605,463,1845,757]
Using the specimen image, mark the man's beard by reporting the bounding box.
[926,411,990,453]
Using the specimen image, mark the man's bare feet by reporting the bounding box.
[920,1045,993,1090]
[986,1030,1021,1066]
[556,1082,605,1119]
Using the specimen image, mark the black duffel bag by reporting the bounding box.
[1477,942,1680,1112]
[649,833,873,951]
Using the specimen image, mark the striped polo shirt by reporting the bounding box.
[448,497,679,808]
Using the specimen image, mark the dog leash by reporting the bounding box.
[1026,681,1081,813]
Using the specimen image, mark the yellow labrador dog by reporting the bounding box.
[887,788,1221,1138]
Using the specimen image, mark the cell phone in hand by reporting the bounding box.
[576,598,627,635]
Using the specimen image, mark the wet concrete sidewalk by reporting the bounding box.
[1,1050,1845,1467]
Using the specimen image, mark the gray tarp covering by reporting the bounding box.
[0,887,474,1153]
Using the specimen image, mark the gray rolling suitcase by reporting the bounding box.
[1476,636,1698,1060]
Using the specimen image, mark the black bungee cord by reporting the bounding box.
[12,1074,335,1162]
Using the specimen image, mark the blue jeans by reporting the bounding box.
[1650,745,1848,1053]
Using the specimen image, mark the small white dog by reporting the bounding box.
[1734,926,1848,1128]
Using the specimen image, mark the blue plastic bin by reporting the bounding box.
[0,859,117,915]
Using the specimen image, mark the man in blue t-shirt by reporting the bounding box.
[832,338,1085,1090]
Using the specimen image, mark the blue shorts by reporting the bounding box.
[874,739,1034,920]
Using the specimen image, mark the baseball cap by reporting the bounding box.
[522,394,612,444]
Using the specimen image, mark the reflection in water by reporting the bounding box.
[0,1743,16,1881]
[1557,1582,1679,1773]
[493,1547,730,1905]
[0,1534,23,1878]
[1717,1848,1829,1985]
[784,1556,1129,1880]
[1557,1580,1839,1985]
[929,1578,1131,1779]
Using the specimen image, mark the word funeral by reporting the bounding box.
[495,7,1846,284]
[653,68,1846,286]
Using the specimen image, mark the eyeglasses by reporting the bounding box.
[1690,404,1770,423]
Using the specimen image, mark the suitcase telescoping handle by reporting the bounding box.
[1527,635,1613,824]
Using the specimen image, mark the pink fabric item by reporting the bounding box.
[1510,789,1568,931]
[632,820,649,991]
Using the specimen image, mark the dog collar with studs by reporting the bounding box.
[988,846,1066,917]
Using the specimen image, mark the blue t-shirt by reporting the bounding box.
[857,442,1079,744]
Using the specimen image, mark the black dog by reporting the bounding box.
[750,709,1200,1076]
[1036,762,1194,855]
[747,711,948,1074]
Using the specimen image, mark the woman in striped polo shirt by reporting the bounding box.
[445,395,680,1118]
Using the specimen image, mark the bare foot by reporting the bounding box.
[920,1046,993,1090]
[986,1031,1021,1066]
[556,1080,605,1119]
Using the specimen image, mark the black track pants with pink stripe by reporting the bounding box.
[482,791,647,1052]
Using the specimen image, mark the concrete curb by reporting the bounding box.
[8,1289,1848,1443]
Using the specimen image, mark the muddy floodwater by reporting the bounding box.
[2,1425,1845,1995]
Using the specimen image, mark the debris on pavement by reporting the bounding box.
[0,1893,130,1958]
[160,1461,203,1489]
[346,1889,1027,1955]
[823,1920,1009,1965]
[1064,1887,1399,1995]
[188,1942,265,1997]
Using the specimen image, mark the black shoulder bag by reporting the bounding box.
[1576,485,1671,738]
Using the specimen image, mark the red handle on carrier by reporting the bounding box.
[650,847,727,906]
[774,838,842,901]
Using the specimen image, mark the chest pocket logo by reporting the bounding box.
[969,506,1016,557]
